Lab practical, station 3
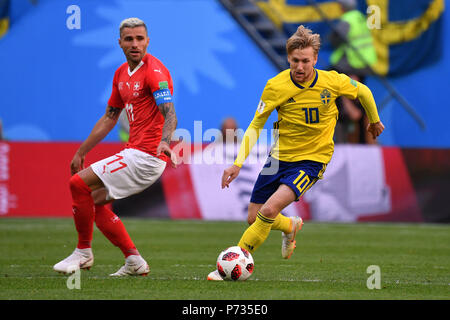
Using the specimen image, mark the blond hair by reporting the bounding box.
[286,25,321,56]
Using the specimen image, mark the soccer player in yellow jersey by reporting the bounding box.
[207,26,384,280]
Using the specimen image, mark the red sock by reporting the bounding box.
[94,204,139,258]
[69,174,95,249]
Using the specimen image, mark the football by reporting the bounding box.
[216,246,254,281]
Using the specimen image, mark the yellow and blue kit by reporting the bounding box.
[235,68,380,202]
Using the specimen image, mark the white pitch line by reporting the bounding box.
[3,274,449,286]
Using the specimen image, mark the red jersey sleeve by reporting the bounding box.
[108,68,125,109]
[146,62,174,106]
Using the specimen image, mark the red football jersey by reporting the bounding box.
[108,53,174,162]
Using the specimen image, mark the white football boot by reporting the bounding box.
[53,248,94,274]
[207,270,223,281]
[109,255,150,277]
[281,216,304,259]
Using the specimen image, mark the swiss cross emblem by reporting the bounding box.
[133,82,140,91]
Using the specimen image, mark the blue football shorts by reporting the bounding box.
[250,156,327,204]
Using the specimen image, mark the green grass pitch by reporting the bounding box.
[0,218,448,300]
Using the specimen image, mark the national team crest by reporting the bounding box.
[320,89,331,105]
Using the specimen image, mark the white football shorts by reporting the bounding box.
[91,148,166,200]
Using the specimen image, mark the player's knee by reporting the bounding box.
[92,188,111,206]
[259,204,278,219]
[93,198,107,206]
[247,215,256,225]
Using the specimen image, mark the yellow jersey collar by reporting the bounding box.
[290,69,318,89]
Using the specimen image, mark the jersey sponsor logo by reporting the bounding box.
[154,68,162,74]
[118,82,124,90]
[257,100,266,114]
[287,97,296,104]
[320,89,331,105]
[153,88,173,105]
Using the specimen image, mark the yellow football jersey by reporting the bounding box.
[235,68,374,166]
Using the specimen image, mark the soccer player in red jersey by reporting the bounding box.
[54,18,177,276]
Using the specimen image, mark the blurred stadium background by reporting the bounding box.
[0,0,449,224]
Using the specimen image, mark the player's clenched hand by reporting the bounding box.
[70,152,85,176]
[157,141,177,168]
[222,165,241,189]
[367,121,385,140]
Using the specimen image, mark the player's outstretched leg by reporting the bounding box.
[94,204,140,257]
[281,216,304,259]
[207,185,296,280]
[94,204,150,277]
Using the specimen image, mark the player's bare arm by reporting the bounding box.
[158,102,177,144]
[70,106,121,175]
[157,101,178,167]
[105,105,122,121]
[221,164,241,189]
